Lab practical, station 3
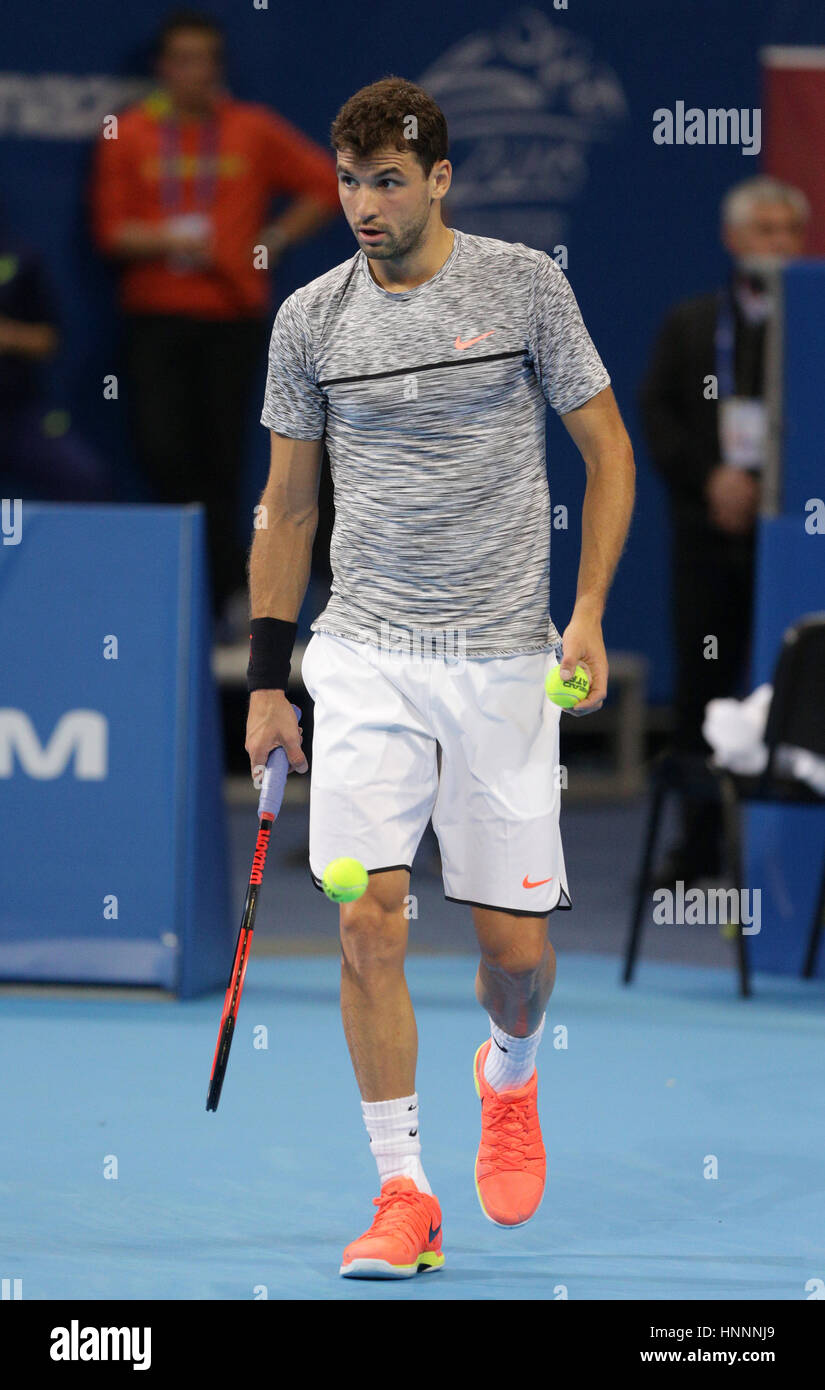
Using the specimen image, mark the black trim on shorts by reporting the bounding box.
[443,885,573,917]
[309,863,412,893]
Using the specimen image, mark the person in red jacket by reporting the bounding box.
[91,9,339,622]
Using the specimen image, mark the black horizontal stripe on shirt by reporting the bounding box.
[317,348,529,390]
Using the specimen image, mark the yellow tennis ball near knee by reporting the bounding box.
[322,857,369,903]
[545,664,590,709]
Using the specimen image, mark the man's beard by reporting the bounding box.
[361,207,431,260]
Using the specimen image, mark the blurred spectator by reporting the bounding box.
[641,175,809,888]
[90,8,339,625]
[0,232,110,502]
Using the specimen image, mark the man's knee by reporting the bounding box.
[476,912,550,977]
[339,873,408,976]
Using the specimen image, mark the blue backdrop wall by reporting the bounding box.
[1,0,822,702]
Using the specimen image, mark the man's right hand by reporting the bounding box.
[245,689,308,787]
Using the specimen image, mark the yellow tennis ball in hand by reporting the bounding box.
[545,664,590,709]
[322,857,369,903]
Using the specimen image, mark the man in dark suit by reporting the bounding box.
[641,176,808,886]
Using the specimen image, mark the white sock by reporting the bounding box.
[361,1093,432,1195]
[484,1014,546,1092]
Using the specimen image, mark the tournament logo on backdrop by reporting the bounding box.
[0,75,150,137]
[418,7,627,251]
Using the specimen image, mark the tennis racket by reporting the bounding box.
[206,705,301,1112]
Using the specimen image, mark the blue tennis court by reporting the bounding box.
[4,951,823,1301]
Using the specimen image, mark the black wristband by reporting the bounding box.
[247,617,297,693]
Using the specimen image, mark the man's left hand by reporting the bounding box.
[559,612,607,715]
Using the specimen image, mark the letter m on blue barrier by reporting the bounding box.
[0,710,108,779]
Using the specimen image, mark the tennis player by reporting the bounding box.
[245,77,635,1279]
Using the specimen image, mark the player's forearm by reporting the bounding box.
[248,503,318,621]
[573,441,635,621]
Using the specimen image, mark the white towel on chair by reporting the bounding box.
[703,685,773,774]
[703,684,825,793]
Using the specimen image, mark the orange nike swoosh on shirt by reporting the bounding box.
[454,331,495,350]
[522,875,554,889]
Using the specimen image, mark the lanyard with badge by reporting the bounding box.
[715,288,767,470]
[159,113,220,272]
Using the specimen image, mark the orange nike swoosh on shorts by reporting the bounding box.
[454,331,495,349]
[522,875,553,889]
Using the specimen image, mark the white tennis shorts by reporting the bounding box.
[300,631,571,916]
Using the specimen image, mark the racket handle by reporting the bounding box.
[257,703,302,819]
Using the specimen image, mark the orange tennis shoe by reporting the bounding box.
[339,1177,445,1279]
[473,1040,546,1226]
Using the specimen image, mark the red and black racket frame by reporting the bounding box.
[206,704,300,1112]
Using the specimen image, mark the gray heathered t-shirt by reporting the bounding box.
[260,228,610,656]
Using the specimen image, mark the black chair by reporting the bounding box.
[624,614,825,997]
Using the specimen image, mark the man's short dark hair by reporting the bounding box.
[155,9,225,60]
[330,76,448,178]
